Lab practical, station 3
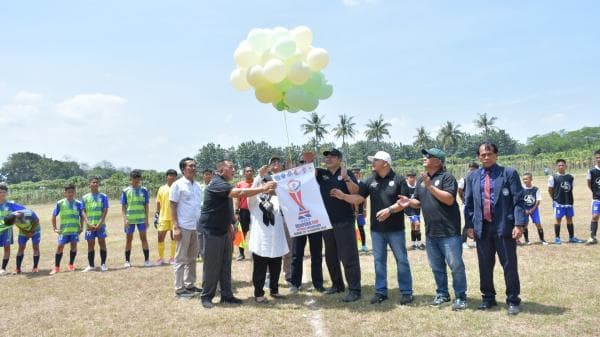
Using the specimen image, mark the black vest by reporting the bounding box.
[523,186,539,209]
[552,174,574,205]
[404,183,419,216]
[590,167,600,200]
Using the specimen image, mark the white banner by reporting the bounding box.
[273,163,332,237]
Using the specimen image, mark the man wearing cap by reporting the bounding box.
[331,151,413,305]
[317,148,362,302]
[463,142,527,315]
[398,148,468,310]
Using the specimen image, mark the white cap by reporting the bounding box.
[367,151,392,165]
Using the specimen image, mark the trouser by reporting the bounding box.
[372,230,413,297]
[322,220,361,293]
[290,231,323,288]
[252,253,282,297]
[174,228,199,292]
[426,235,467,299]
[200,232,233,300]
[282,224,292,281]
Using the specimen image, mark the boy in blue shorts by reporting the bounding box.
[81,177,109,272]
[548,159,584,244]
[51,184,85,275]
[121,170,151,268]
[521,173,547,245]
[401,172,424,250]
[0,183,26,275]
[3,209,41,273]
[586,149,600,244]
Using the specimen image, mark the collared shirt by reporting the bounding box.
[199,174,234,235]
[169,176,202,230]
[480,164,498,219]
[414,169,461,238]
[359,170,407,232]
[316,167,358,223]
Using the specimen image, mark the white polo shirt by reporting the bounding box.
[169,176,202,230]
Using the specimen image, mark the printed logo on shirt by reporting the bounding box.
[337,176,343,181]
[502,187,510,196]
[524,194,535,207]
[434,180,440,187]
[388,180,395,187]
[560,181,572,192]
[595,177,600,186]
[322,175,330,181]
[370,182,378,188]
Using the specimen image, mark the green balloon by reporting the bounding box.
[301,93,319,112]
[274,38,296,59]
[317,83,333,99]
[303,72,323,94]
[274,79,292,93]
[273,99,287,111]
[284,87,306,109]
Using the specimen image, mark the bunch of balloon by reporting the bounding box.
[230,26,333,112]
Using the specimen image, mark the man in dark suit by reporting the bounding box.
[464,142,528,315]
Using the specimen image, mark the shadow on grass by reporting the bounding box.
[520,301,568,315]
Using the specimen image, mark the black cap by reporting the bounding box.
[130,169,142,178]
[406,171,417,177]
[351,166,361,172]
[323,148,342,158]
[166,169,177,176]
[269,156,282,164]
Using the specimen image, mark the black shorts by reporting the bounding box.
[239,208,251,232]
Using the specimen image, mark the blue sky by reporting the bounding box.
[1,0,599,170]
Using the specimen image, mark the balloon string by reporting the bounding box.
[283,111,292,163]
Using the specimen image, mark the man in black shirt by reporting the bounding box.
[331,151,413,305]
[317,148,362,302]
[586,149,600,244]
[398,148,467,310]
[198,160,276,309]
[548,159,583,244]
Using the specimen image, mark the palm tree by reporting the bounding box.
[332,114,356,158]
[364,114,391,148]
[474,113,498,137]
[301,112,330,153]
[436,121,463,153]
[413,126,433,150]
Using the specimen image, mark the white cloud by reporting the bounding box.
[0,90,45,126]
[342,0,380,6]
[56,93,127,121]
[14,90,45,103]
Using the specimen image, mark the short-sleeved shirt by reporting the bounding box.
[358,170,407,232]
[199,174,234,235]
[52,199,84,217]
[120,187,150,206]
[235,180,253,210]
[316,168,358,223]
[587,166,600,200]
[0,201,26,233]
[169,177,202,230]
[13,209,40,234]
[413,169,461,238]
[157,184,173,222]
[81,193,109,217]
[400,180,420,217]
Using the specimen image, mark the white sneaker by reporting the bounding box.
[144,260,152,268]
[82,265,95,273]
[0,269,7,276]
[124,261,131,269]
[100,264,108,272]
[462,242,469,249]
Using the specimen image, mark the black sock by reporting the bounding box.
[125,250,131,262]
[416,230,422,241]
[33,255,40,268]
[591,221,598,238]
[1,258,8,270]
[55,253,63,267]
[88,250,95,267]
[69,251,77,265]
[143,249,149,262]
[567,224,574,239]
[16,254,24,269]
[100,250,107,264]
[554,224,561,238]
[538,228,545,242]
[523,227,529,242]
[410,230,416,242]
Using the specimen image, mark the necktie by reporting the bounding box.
[484,169,492,222]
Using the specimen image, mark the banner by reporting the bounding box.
[273,163,332,237]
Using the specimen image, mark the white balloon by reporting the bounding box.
[271,26,290,43]
[287,62,311,85]
[263,59,287,83]
[234,40,259,68]
[230,68,251,91]
[246,65,268,88]
[247,28,271,53]
[307,48,329,71]
[291,26,313,49]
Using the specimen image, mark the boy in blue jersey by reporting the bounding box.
[51,184,85,275]
[0,183,25,276]
[548,159,584,244]
[401,172,425,250]
[81,177,109,272]
[121,170,151,268]
[521,173,547,245]
[3,209,41,273]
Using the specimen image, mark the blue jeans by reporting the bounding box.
[426,235,467,299]
[371,230,413,297]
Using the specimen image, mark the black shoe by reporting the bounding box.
[175,289,195,299]
[236,254,245,261]
[342,292,361,302]
[270,293,286,299]
[200,298,214,309]
[185,286,202,293]
[220,296,243,304]
[478,300,498,310]
[314,286,326,293]
[370,293,388,304]
[399,294,413,305]
[324,287,344,295]
[507,304,520,315]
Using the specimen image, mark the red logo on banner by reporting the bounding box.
[288,179,312,220]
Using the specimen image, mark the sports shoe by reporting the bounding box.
[417,242,426,250]
[155,258,164,266]
[541,240,549,246]
[175,289,195,300]
[186,286,203,293]
[201,298,214,309]
[586,237,598,245]
[12,268,21,275]
[100,264,108,272]
[370,293,388,304]
[236,254,245,261]
[452,298,468,311]
[342,292,361,302]
[0,269,7,276]
[68,264,75,272]
[82,265,95,273]
[361,245,369,252]
[568,237,585,243]
[168,258,175,265]
[144,260,152,267]
[50,267,60,275]
[32,267,39,273]
[220,296,243,304]
[289,286,300,294]
[554,237,561,245]
[255,296,268,303]
[430,294,451,307]
[124,261,131,268]
[399,294,413,305]
[408,244,416,251]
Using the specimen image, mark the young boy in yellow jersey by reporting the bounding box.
[51,184,85,275]
[82,177,109,272]
[155,169,178,265]
[121,170,151,268]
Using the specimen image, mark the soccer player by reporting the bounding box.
[458,163,479,249]
[401,171,424,250]
[121,170,151,268]
[586,149,600,244]
[351,167,369,253]
[3,209,41,274]
[548,159,584,244]
[51,184,85,275]
[156,169,178,265]
[521,173,547,245]
[234,166,254,261]
[81,177,109,272]
[0,183,25,276]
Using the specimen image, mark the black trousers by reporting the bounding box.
[290,231,323,288]
[476,223,521,305]
[252,253,282,297]
[323,220,361,293]
[200,233,233,300]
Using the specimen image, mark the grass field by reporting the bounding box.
[1,174,599,337]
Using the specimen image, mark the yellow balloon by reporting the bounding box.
[255,84,283,104]
[246,65,269,88]
[307,48,329,71]
[234,41,260,68]
[287,62,311,85]
[230,68,251,91]
[263,59,287,83]
[291,26,313,50]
